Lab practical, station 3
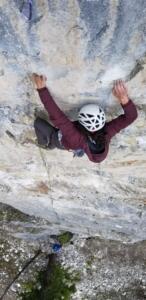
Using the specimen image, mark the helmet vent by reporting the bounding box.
[86,114,93,118]
[84,120,91,124]
[80,113,86,117]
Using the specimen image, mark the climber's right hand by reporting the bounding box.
[112,80,129,105]
[32,73,47,90]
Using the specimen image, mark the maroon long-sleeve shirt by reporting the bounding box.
[37,87,138,163]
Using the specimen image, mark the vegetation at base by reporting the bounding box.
[57,232,73,245]
[18,254,80,300]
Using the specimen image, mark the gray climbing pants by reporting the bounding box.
[34,117,64,150]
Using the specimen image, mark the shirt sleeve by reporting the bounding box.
[37,87,85,149]
[106,99,138,139]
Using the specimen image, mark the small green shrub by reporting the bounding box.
[57,232,73,245]
[19,260,79,300]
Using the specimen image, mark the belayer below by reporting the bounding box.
[33,74,138,163]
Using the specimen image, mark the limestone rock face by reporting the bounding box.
[0,0,146,241]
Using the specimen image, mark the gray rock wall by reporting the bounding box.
[0,0,146,241]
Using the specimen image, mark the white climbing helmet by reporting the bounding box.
[78,104,106,132]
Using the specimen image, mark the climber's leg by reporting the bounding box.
[34,117,57,149]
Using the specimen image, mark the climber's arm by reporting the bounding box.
[106,80,138,138]
[106,99,137,138]
[33,74,85,149]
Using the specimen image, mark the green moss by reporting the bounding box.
[86,255,95,267]
[21,282,36,294]
[86,259,92,267]
[72,271,81,282]
[18,258,80,300]
[57,232,73,245]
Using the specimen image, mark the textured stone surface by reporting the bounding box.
[0,0,146,241]
[60,237,146,300]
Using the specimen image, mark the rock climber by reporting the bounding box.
[33,74,137,163]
